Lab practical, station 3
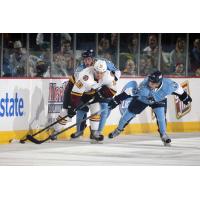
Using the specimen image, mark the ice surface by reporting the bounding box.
[0,133,200,166]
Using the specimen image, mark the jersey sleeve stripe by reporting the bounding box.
[71,91,83,97]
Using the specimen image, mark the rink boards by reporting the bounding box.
[0,77,199,144]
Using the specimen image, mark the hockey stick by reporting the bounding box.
[26,108,106,144]
[20,98,95,143]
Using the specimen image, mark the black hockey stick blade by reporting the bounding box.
[19,138,26,143]
[26,134,50,144]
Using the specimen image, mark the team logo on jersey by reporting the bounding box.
[83,75,89,81]
[75,80,83,89]
[174,81,191,119]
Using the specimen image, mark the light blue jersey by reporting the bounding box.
[137,78,180,104]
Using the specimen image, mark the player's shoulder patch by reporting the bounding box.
[83,75,89,81]
[75,80,83,89]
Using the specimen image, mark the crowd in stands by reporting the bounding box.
[1,33,200,77]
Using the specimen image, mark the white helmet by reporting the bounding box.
[94,60,107,73]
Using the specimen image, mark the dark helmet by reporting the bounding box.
[148,70,163,83]
[82,49,95,58]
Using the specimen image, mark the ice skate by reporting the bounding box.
[161,134,171,146]
[90,130,104,144]
[108,128,122,139]
[71,124,87,139]
[71,131,84,139]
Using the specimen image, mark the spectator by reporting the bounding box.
[3,41,14,77]
[61,33,72,43]
[190,38,200,72]
[35,33,51,62]
[110,33,118,63]
[195,68,200,76]
[9,40,27,77]
[110,33,118,50]
[142,34,159,73]
[98,37,110,56]
[60,39,73,55]
[28,34,51,77]
[146,56,157,74]
[139,57,147,74]
[53,40,74,76]
[28,55,49,77]
[169,37,186,72]
[140,56,157,76]
[119,34,138,74]
[35,60,49,77]
[128,35,138,54]
[122,59,137,75]
[36,33,44,46]
[143,34,159,57]
[98,37,117,63]
[119,53,132,71]
[101,49,113,61]
[28,54,40,77]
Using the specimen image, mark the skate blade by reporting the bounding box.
[70,134,83,140]
[163,142,171,147]
[90,139,103,144]
[70,137,83,141]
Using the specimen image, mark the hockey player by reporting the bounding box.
[108,71,192,145]
[118,80,168,138]
[74,49,95,78]
[73,49,96,138]
[71,53,121,139]
[53,60,117,142]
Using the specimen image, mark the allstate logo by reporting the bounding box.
[119,81,137,116]
[0,93,24,117]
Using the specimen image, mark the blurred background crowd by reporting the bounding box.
[1,33,200,77]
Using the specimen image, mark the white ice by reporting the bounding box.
[0,133,200,165]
